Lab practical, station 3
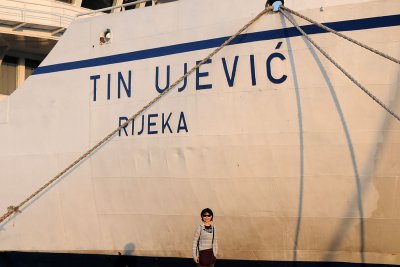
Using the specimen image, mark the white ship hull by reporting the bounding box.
[0,0,399,266]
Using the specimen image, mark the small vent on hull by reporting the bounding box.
[100,29,112,44]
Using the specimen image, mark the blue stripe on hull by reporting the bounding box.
[0,252,397,267]
[33,14,400,75]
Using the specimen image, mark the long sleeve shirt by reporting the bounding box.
[192,224,218,259]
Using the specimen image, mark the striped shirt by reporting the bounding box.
[192,224,218,259]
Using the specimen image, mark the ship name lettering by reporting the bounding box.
[266,42,287,84]
[90,71,132,101]
[154,42,288,91]
[90,42,288,102]
[222,56,239,87]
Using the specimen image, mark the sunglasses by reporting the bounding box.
[202,214,212,217]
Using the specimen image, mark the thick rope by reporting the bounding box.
[281,6,400,65]
[0,7,272,225]
[279,8,400,122]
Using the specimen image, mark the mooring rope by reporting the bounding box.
[280,6,400,65]
[0,6,272,225]
[279,8,400,122]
